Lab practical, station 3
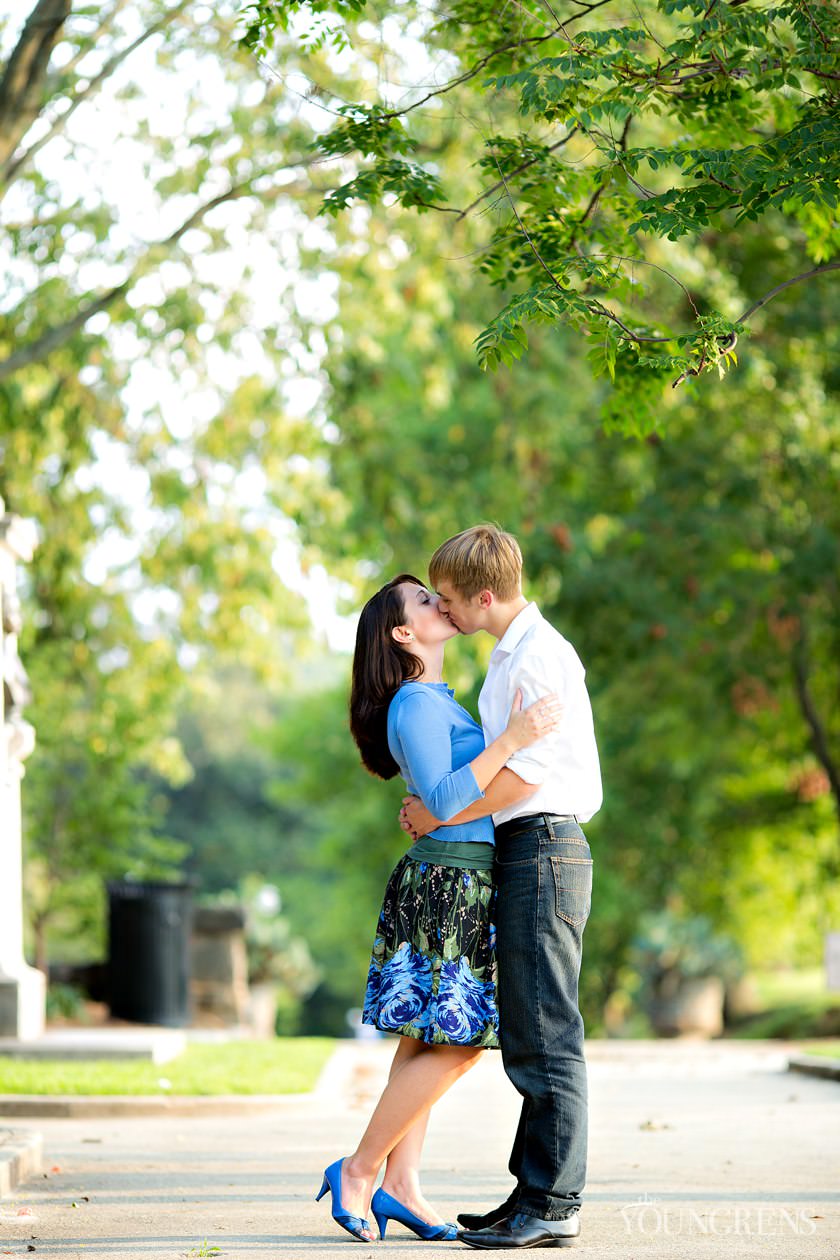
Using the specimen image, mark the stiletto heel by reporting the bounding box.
[315,1158,374,1243]
[370,1187,458,1242]
[373,1208,388,1240]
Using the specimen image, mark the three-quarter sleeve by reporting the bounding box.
[393,689,485,821]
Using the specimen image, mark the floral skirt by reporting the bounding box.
[362,853,500,1048]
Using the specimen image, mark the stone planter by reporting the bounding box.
[247,981,278,1039]
[723,975,760,1023]
[649,975,725,1038]
[190,906,249,1027]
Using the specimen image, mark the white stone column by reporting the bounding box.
[0,498,45,1039]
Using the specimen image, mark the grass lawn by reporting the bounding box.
[0,1038,336,1096]
[797,1040,840,1060]
[752,967,827,1007]
[727,967,840,1039]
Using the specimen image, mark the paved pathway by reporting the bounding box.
[1,1040,838,1259]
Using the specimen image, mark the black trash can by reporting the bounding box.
[107,880,193,1027]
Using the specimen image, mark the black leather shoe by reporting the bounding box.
[460,1210,581,1249]
[457,1195,518,1231]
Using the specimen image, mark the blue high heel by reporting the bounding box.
[371,1187,459,1241]
[315,1158,375,1243]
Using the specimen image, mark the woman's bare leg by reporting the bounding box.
[340,1041,481,1222]
[387,1035,426,1081]
[382,1043,481,1223]
[379,1038,438,1220]
[333,1036,422,1227]
[380,1108,438,1220]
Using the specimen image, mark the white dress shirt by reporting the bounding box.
[478,602,603,826]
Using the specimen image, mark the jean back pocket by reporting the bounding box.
[549,855,593,927]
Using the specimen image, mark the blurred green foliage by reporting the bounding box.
[45,981,88,1024]
[243,0,840,405]
[255,161,839,1030]
[1,3,837,1042]
[1,1,321,966]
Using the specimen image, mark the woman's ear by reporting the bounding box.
[391,625,415,645]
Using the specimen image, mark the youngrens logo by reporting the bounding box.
[619,1193,819,1236]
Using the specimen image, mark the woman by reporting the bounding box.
[316,574,560,1243]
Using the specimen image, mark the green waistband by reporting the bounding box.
[406,837,495,872]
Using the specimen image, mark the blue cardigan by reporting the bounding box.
[387,681,494,845]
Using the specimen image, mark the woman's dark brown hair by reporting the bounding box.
[350,574,425,779]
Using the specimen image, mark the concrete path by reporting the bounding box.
[1,1039,838,1259]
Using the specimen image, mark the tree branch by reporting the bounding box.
[3,0,191,187]
[492,153,568,297]
[47,0,132,83]
[503,249,839,362]
[0,177,257,382]
[736,260,840,324]
[0,155,333,381]
[376,29,563,123]
[671,260,840,386]
[584,251,701,320]
[493,158,680,345]
[373,0,616,125]
[568,116,632,248]
[0,281,131,381]
[0,0,71,169]
[792,625,840,828]
[456,129,578,222]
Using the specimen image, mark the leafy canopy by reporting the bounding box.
[242,0,840,424]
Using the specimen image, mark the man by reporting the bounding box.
[400,523,602,1250]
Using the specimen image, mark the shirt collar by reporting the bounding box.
[491,602,542,660]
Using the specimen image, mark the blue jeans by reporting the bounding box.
[494,813,593,1220]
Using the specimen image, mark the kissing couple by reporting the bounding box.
[317,523,602,1249]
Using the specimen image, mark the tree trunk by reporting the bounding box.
[0,0,71,169]
[791,624,840,870]
[33,911,50,978]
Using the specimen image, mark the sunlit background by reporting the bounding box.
[2,0,839,1050]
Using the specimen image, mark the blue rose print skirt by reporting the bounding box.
[362,854,500,1048]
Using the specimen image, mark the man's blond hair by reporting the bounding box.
[429,523,523,601]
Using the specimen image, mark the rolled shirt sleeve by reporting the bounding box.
[394,690,485,821]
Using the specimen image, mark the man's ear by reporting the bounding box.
[477,589,494,610]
